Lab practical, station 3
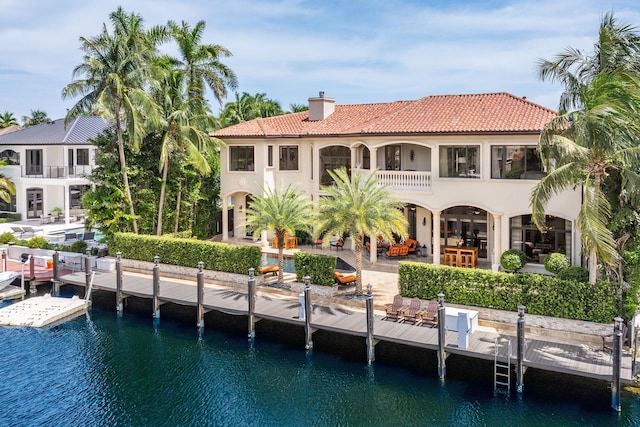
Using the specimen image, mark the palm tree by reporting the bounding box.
[245,184,313,285]
[0,112,18,128]
[288,103,308,113]
[538,11,640,113]
[531,72,640,283]
[21,110,50,127]
[167,20,237,104]
[316,167,408,295]
[153,62,222,235]
[0,161,16,204]
[62,7,165,233]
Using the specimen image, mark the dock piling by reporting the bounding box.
[52,247,60,296]
[2,249,6,272]
[248,268,256,340]
[196,261,204,329]
[152,255,160,319]
[611,317,623,412]
[437,293,446,381]
[304,276,312,350]
[517,305,525,394]
[115,252,123,315]
[84,249,92,293]
[366,283,375,365]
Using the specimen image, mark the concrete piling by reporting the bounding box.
[437,293,446,381]
[152,255,160,319]
[517,305,525,394]
[248,268,256,340]
[365,283,375,365]
[304,276,312,350]
[196,261,205,329]
[115,252,123,315]
[611,317,623,412]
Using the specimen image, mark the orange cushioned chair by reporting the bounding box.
[334,271,357,285]
[259,265,279,276]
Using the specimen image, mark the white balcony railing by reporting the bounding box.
[21,165,94,179]
[374,170,432,192]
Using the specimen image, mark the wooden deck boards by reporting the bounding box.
[58,270,634,383]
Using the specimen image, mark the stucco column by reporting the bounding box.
[369,145,378,170]
[492,213,503,269]
[432,210,441,265]
[261,230,268,247]
[222,198,229,241]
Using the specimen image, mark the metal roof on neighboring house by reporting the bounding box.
[213,92,557,139]
[0,116,110,145]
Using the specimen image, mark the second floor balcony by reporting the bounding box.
[353,169,433,193]
[21,165,94,179]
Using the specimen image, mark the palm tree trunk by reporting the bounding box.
[156,155,169,236]
[115,109,138,234]
[588,247,597,284]
[173,180,182,233]
[277,230,285,285]
[354,235,363,295]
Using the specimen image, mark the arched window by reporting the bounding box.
[0,149,19,165]
[320,146,350,186]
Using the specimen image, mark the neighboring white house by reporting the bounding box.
[0,116,109,225]
[213,92,582,267]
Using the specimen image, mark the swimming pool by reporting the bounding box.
[261,254,354,274]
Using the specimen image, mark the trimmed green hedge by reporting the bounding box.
[294,252,337,286]
[398,261,617,323]
[111,233,261,274]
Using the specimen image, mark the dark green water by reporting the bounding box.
[1,307,639,426]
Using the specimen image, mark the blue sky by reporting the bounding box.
[1,0,638,122]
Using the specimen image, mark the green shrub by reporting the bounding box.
[0,232,16,244]
[26,236,51,249]
[500,249,527,272]
[111,232,261,274]
[398,261,617,323]
[556,266,589,283]
[544,253,570,274]
[294,252,336,286]
[70,240,88,254]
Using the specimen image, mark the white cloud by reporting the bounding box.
[0,0,638,120]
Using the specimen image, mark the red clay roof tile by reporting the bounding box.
[213,92,556,138]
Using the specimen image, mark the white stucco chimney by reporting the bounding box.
[308,91,335,121]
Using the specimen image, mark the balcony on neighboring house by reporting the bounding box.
[21,165,94,179]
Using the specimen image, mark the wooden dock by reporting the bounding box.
[58,270,634,384]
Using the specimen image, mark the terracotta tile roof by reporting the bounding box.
[213,92,556,139]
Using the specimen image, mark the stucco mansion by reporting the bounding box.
[214,92,580,269]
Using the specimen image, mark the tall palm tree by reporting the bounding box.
[0,112,18,128]
[316,168,408,295]
[219,92,283,126]
[538,11,640,113]
[168,20,237,104]
[62,7,165,233]
[531,72,640,283]
[0,161,16,204]
[21,110,50,127]
[153,62,222,235]
[245,184,313,285]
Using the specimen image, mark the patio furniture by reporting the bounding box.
[398,244,409,257]
[330,238,344,251]
[443,246,478,267]
[64,233,78,246]
[259,265,279,276]
[383,295,406,321]
[401,298,422,324]
[10,226,23,238]
[418,300,439,327]
[406,239,418,255]
[334,271,357,286]
[385,246,400,258]
[21,226,41,238]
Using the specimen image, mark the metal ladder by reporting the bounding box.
[494,338,512,394]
